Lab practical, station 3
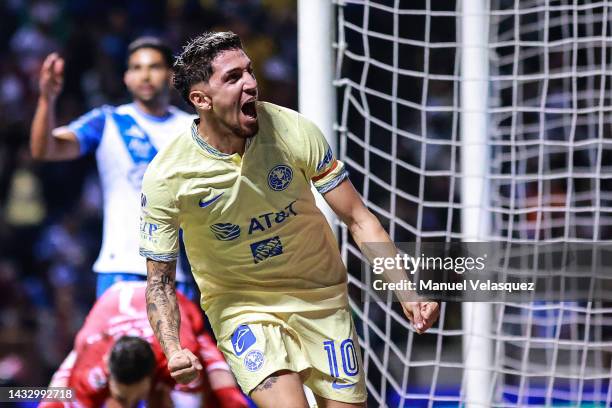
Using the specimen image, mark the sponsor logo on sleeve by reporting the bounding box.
[140,219,159,242]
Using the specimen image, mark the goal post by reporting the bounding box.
[298,0,338,230]
[460,1,494,406]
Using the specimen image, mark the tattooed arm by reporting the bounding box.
[145,259,180,355]
[146,259,202,384]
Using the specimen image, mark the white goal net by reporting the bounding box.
[334,0,612,406]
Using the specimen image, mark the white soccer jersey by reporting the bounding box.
[67,103,193,280]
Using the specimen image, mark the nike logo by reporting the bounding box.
[331,379,357,390]
[234,328,250,353]
[199,192,224,208]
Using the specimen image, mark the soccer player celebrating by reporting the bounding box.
[39,282,247,408]
[140,31,440,407]
[30,37,195,298]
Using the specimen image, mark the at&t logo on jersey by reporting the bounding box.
[232,325,256,356]
[244,350,265,372]
[267,164,293,191]
[248,200,297,235]
[210,200,297,241]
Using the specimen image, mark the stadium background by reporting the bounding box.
[0,0,299,386]
[2,0,609,406]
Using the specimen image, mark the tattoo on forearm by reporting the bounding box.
[254,376,278,392]
[145,260,180,357]
[146,302,157,316]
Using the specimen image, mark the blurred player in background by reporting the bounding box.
[140,31,440,408]
[39,281,247,408]
[29,36,195,298]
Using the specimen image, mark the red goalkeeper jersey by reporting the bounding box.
[48,281,220,407]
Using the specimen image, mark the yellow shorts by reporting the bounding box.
[216,307,367,404]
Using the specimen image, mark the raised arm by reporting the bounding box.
[30,52,80,161]
[323,179,440,334]
[145,259,202,384]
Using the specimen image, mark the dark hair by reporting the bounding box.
[109,336,156,384]
[127,36,174,68]
[173,31,243,105]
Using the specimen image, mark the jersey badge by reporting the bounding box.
[267,164,293,191]
[244,350,265,372]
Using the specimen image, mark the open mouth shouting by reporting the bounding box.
[240,98,258,124]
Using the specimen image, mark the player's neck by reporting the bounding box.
[132,99,170,118]
[197,119,246,156]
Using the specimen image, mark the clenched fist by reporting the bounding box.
[39,52,64,101]
[168,349,202,384]
[402,301,440,334]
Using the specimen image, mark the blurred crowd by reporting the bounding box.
[0,0,297,386]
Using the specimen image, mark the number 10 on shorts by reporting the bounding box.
[323,339,359,377]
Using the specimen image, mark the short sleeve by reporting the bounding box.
[66,106,107,155]
[298,114,348,194]
[139,168,180,262]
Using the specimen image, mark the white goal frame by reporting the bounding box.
[298,1,496,406]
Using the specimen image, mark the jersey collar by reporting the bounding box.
[190,120,254,158]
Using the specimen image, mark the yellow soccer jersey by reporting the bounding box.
[139,102,350,337]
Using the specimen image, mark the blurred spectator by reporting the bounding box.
[10,0,62,77]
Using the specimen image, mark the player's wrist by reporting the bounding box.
[37,94,56,106]
[167,346,183,359]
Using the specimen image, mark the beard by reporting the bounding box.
[238,121,259,138]
[222,115,259,139]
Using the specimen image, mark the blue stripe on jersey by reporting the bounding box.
[68,106,107,155]
[112,112,158,164]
